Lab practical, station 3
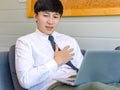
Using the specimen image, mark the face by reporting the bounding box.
[34,11,61,35]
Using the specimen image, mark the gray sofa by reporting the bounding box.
[2,45,120,90]
[0,51,14,90]
[0,45,86,90]
[0,45,27,90]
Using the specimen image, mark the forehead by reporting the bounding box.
[40,11,61,15]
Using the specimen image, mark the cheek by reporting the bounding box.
[37,19,46,26]
[55,21,60,26]
[37,20,45,29]
[37,16,46,23]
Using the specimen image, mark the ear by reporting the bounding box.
[34,13,38,22]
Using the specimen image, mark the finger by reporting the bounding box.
[63,45,70,50]
[55,44,59,52]
[68,48,74,52]
[71,53,75,56]
[70,57,73,60]
[69,54,74,60]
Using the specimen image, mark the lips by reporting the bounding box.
[46,26,54,31]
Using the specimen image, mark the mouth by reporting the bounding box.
[46,26,54,31]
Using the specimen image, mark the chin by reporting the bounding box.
[48,31,54,35]
[46,32,52,35]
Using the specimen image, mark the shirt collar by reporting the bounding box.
[35,28,57,40]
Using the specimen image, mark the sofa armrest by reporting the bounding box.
[0,51,14,90]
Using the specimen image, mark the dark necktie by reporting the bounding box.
[48,35,79,72]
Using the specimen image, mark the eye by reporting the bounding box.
[43,14,49,17]
[53,15,60,19]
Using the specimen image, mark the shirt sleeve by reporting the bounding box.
[15,37,58,89]
[71,39,83,69]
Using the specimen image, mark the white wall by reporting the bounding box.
[1,0,120,51]
[58,17,120,50]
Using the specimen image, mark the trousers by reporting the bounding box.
[48,82,120,90]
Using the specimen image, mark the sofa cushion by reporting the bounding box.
[9,45,27,90]
[0,51,14,90]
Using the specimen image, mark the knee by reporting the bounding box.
[89,82,105,89]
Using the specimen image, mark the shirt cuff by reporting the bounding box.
[45,59,58,73]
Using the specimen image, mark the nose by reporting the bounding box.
[47,17,54,24]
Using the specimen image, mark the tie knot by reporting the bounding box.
[48,35,54,41]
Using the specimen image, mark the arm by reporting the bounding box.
[72,39,83,69]
[15,38,58,89]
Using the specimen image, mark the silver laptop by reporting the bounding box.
[56,50,120,86]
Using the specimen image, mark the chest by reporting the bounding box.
[29,36,74,66]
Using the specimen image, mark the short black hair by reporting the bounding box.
[34,0,63,16]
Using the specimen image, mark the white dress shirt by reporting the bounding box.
[15,29,83,90]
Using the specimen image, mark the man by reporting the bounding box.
[15,0,83,90]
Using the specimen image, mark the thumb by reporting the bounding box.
[55,44,59,52]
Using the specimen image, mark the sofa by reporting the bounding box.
[0,45,86,90]
[1,45,120,90]
[0,51,14,90]
[0,45,27,90]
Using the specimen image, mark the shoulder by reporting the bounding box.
[54,32,74,39]
[16,32,36,46]
[17,32,35,42]
[54,31,75,41]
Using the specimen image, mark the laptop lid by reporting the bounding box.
[74,50,120,86]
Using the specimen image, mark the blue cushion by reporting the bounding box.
[0,51,14,90]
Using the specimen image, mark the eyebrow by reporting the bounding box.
[42,11,60,15]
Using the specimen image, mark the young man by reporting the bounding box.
[15,0,83,90]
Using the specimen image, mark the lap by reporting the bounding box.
[48,82,120,90]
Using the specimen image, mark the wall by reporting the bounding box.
[0,0,120,51]
[0,0,35,51]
